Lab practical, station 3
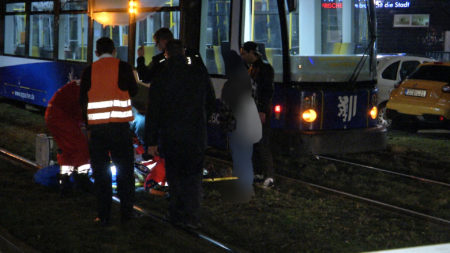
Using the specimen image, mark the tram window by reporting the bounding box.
[58,14,88,62]
[199,0,231,75]
[31,1,54,12]
[60,0,87,11]
[6,2,25,12]
[286,0,373,83]
[29,14,54,58]
[135,11,180,66]
[242,0,282,82]
[140,0,180,7]
[93,21,129,62]
[382,61,400,80]
[4,15,27,56]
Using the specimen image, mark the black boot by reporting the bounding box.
[59,174,72,197]
[73,173,93,193]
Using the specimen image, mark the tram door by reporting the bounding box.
[198,0,283,98]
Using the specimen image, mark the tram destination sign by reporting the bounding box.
[321,0,411,9]
[375,0,411,8]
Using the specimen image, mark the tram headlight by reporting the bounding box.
[369,106,378,120]
[301,109,317,123]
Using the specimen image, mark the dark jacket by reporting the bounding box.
[80,57,138,125]
[249,58,274,114]
[221,52,252,114]
[136,53,166,83]
[144,55,216,151]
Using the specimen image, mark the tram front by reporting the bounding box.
[196,0,387,154]
[265,0,386,154]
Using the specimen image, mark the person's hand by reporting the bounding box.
[137,46,144,57]
[147,145,159,157]
[259,112,266,124]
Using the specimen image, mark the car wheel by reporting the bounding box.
[377,102,392,128]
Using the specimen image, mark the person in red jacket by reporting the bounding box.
[45,80,90,195]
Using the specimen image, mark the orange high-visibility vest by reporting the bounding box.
[87,57,134,125]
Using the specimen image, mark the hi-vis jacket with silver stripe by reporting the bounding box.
[87,57,134,125]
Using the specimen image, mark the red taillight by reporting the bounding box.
[274,105,282,120]
[440,116,444,121]
[274,105,282,113]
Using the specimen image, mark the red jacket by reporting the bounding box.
[45,81,83,123]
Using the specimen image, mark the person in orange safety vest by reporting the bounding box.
[80,37,138,226]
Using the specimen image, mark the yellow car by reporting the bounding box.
[386,62,450,131]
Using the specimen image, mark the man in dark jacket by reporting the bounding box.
[80,37,138,226]
[240,41,275,188]
[145,39,215,229]
[136,28,173,83]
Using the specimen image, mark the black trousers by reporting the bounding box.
[89,123,135,221]
[253,121,274,178]
[163,143,204,224]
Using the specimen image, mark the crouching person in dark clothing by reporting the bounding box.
[145,39,215,229]
[80,37,138,226]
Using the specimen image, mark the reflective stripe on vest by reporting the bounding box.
[88,99,131,109]
[87,57,134,125]
[88,110,133,120]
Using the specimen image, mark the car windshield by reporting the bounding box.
[409,65,450,83]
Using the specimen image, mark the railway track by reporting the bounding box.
[315,155,450,188]
[2,145,449,252]
[284,155,450,226]
[206,153,450,227]
[0,148,239,253]
[276,173,450,226]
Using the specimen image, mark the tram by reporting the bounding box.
[0,0,386,154]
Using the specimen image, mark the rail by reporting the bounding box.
[206,153,450,226]
[315,155,450,188]
[276,173,450,226]
[0,147,239,253]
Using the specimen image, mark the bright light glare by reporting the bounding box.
[274,105,282,113]
[95,12,110,24]
[302,109,317,123]
[369,106,378,120]
[110,165,117,176]
[129,0,137,14]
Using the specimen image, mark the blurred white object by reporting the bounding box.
[35,133,55,167]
